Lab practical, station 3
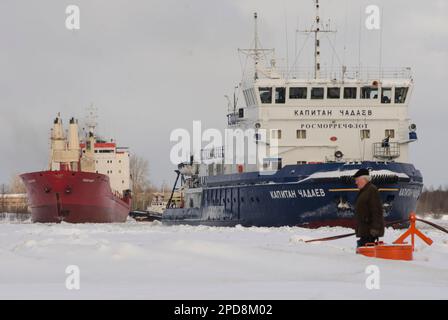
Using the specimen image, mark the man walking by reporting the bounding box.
[353,168,385,247]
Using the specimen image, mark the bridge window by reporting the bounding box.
[361,86,379,99]
[296,129,307,139]
[343,87,357,99]
[259,87,272,104]
[327,87,340,99]
[395,87,408,103]
[250,88,257,105]
[244,88,257,106]
[289,87,307,99]
[381,88,392,104]
[275,87,286,103]
[385,129,395,138]
[311,87,324,99]
[360,129,370,139]
[243,90,250,106]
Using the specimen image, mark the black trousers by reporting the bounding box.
[357,236,379,247]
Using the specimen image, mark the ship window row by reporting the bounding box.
[270,129,395,140]
[258,86,408,104]
[361,129,395,139]
[95,160,117,164]
[95,169,124,175]
[270,129,306,139]
[94,149,114,153]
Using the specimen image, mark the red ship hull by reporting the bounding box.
[20,171,131,223]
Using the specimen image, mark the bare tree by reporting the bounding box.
[1,184,7,213]
[130,154,150,192]
[417,186,448,218]
[129,154,152,210]
[9,174,26,194]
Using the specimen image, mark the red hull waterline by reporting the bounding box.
[20,171,131,223]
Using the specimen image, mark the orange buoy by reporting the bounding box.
[356,212,433,261]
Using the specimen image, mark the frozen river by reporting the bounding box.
[0,217,447,299]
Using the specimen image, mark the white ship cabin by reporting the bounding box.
[80,140,130,193]
[200,9,418,177]
[225,65,417,172]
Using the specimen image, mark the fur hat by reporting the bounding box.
[353,168,370,178]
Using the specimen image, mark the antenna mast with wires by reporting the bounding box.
[238,12,274,81]
[85,104,98,137]
[298,0,336,79]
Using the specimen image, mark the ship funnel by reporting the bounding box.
[51,114,65,151]
[50,114,81,171]
[68,118,80,152]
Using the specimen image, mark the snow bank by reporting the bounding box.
[0,220,447,299]
[299,169,409,183]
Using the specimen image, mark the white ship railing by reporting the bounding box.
[246,66,412,82]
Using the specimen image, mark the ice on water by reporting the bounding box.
[0,217,447,299]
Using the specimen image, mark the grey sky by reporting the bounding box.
[0,0,447,188]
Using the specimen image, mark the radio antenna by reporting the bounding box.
[298,0,336,79]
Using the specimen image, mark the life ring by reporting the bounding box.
[334,151,344,159]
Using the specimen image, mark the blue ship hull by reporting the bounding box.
[162,162,423,228]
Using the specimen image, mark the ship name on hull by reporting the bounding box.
[270,188,326,199]
[398,188,420,199]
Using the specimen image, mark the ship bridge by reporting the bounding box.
[226,64,416,174]
[219,6,418,176]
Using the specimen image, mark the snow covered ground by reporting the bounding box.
[0,216,447,300]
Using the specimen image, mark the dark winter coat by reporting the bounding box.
[354,182,385,238]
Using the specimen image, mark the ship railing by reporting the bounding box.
[373,142,400,160]
[246,66,412,82]
[227,110,244,125]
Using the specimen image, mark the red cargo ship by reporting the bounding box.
[21,113,131,223]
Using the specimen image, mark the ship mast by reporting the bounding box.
[253,12,259,80]
[238,12,274,81]
[299,0,336,79]
[80,104,98,173]
[85,104,98,137]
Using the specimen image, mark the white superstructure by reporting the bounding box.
[81,141,131,194]
[49,113,130,194]
[218,3,417,176]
